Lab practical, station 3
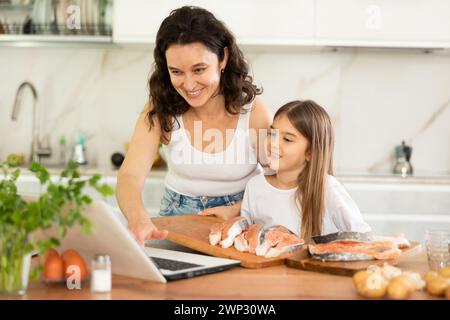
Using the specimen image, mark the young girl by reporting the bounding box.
[240,100,371,243]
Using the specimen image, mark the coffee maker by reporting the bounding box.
[393,140,413,177]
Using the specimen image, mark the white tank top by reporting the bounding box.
[161,103,263,197]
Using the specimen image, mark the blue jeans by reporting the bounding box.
[159,187,245,216]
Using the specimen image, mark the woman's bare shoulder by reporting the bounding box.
[140,100,173,143]
[249,96,273,130]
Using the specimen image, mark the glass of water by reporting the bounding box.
[425,229,450,271]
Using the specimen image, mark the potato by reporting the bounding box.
[353,270,373,287]
[401,272,425,291]
[438,267,450,279]
[356,273,388,299]
[395,275,416,291]
[423,271,439,284]
[426,278,449,297]
[387,278,411,300]
[380,264,402,281]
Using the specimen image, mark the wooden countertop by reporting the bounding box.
[1,252,442,300]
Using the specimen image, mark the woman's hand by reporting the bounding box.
[197,202,241,220]
[128,218,168,246]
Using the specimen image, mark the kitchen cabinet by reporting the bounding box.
[315,0,450,48]
[0,0,114,47]
[342,179,450,241]
[114,0,450,49]
[113,0,315,45]
[112,0,178,43]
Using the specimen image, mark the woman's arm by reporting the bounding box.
[116,101,168,244]
[198,201,241,220]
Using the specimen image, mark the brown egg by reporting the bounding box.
[43,253,64,282]
[41,248,59,265]
[46,248,59,257]
[61,249,89,281]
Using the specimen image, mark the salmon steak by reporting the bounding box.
[209,220,304,258]
[264,232,305,258]
[255,226,304,258]
[208,216,249,248]
[234,224,263,253]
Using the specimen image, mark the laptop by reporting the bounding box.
[31,201,240,283]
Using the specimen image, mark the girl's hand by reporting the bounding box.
[128,218,168,246]
[197,202,241,220]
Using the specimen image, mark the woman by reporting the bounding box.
[116,6,272,245]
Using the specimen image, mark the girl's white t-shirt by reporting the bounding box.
[240,174,371,236]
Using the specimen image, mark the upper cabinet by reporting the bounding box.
[192,0,315,45]
[0,0,113,46]
[113,0,315,45]
[113,0,178,43]
[315,0,450,47]
[113,0,450,48]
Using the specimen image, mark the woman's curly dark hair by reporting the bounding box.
[148,6,262,140]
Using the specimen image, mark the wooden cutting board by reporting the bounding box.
[285,241,422,277]
[152,214,306,269]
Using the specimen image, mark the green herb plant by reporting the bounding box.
[0,156,114,294]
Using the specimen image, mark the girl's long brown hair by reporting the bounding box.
[274,100,334,243]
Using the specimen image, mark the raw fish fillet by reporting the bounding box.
[308,240,401,261]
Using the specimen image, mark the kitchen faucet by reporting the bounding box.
[11,81,52,164]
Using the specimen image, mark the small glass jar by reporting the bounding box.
[425,230,449,271]
[90,255,111,293]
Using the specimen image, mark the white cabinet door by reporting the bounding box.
[113,0,191,43]
[343,181,450,241]
[113,0,315,45]
[315,0,450,46]
[193,0,314,44]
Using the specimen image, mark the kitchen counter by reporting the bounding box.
[16,164,450,185]
[337,173,450,185]
[15,165,168,179]
[0,245,441,300]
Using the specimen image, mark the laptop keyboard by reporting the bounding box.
[150,257,203,271]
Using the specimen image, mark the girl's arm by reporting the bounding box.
[116,101,168,244]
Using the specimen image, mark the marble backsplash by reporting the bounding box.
[0,45,449,175]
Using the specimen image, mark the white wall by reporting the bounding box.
[0,45,449,175]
